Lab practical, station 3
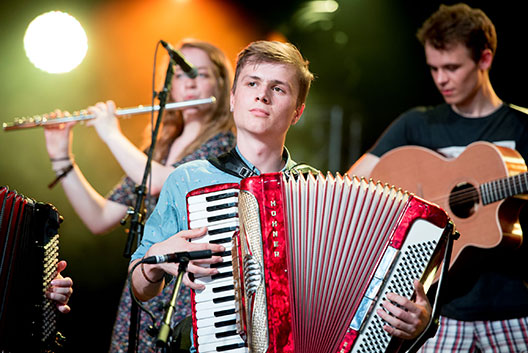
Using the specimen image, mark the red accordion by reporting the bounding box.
[186,172,454,353]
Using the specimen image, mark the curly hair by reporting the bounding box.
[416,3,497,62]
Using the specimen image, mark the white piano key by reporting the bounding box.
[194,275,233,290]
[187,196,239,214]
[220,348,247,353]
[194,257,233,273]
[188,206,239,222]
[195,288,235,304]
[196,293,236,311]
[197,322,238,338]
[200,345,247,353]
[195,302,235,320]
[190,216,239,230]
[192,233,236,244]
[188,193,238,205]
[194,275,233,288]
[197,263,232,274]
[193,251,232,265]
[198,335,246,353]
[197,330,240,345]
[195,312,238,329]
[191,263,234,284]
[195,269,233,286]
[199,347,247,353]
[208,220,239,231]
[187,189,239,206]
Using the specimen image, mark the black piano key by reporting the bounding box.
[216,330,238,339]
[211,261,232,269]
[215,319,236,328]
[209,226,237,235]
[212,271,233,280]
[210,237,232,245]
[212,284,234,293]
[213,295,235,304]
[206,192,238,202]
[214,308,236,317]
[217,342,247,351]
[206,202,238,212]
[212,250,231,257]
[208,213,238,223]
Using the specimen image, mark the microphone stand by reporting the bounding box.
[124,62,174,353]
[123,62,174,258]
[156,257,190,349]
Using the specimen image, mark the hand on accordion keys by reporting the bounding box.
[46,260,74,314]
[377,279,432,340]
[131,227,226,301]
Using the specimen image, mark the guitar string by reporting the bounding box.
[420,174,527,205]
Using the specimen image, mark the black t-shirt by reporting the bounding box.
[369,103,528,321]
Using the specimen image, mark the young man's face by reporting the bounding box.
[425,42,484,107]
[230,61,304,142]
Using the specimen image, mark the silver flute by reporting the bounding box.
[2,96,216,132]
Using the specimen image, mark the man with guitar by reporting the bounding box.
[349,3,528,352]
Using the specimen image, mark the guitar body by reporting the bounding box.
[370,141,526,267]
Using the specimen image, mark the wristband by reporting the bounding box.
[141,261,164,284]
[48,163,74,189]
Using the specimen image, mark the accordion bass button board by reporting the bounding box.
[0,186,64,353]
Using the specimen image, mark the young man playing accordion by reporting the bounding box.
[130,40,432,349]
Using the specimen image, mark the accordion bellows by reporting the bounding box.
[187,172,452,353]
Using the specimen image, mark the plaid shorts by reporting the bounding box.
[419,316,528,353]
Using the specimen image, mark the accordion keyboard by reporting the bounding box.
[187,185,248,353]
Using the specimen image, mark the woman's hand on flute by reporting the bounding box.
[86,100,122,143]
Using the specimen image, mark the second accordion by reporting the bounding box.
[0,186,64,352]
[186,172,455,353]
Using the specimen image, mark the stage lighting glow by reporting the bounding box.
[311,0,339,13]
[24,11,88,74]
[294,0,339,28]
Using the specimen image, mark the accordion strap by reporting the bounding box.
[208,148,319,179]
[208,148,257,179]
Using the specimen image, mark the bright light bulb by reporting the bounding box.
[24,11,88,74]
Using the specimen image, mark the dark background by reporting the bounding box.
[0,0,526,351]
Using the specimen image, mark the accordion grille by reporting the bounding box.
[351,232,440,352]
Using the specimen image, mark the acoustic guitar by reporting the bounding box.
[370,141,527,268]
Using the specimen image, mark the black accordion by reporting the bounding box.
[0,186,64,352]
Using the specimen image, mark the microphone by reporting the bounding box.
[160,40,198,79]
[142,250,212,264]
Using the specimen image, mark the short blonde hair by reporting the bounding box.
[232,41,314,107]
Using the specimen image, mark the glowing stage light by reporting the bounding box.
[24,11,88,74]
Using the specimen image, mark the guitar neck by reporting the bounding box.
[479,172,528,205]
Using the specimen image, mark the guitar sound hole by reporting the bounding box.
[449,183,480,218]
